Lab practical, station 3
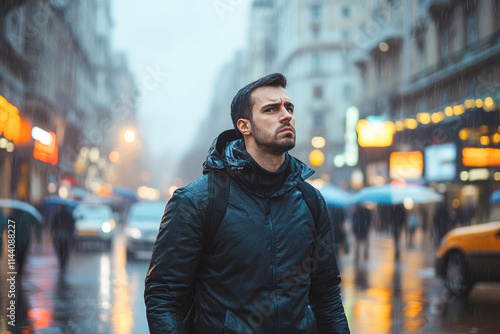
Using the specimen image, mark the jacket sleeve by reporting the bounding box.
[144,187,206,334]
[309,191,350,334]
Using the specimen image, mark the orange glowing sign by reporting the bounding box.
[462,147,500,167]
[390,151,424,179]
[0,95,21,143]
[356,119,395,147]
[33,130,58,164]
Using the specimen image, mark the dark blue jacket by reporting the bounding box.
[144,130,349,333]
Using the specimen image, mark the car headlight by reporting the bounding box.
[126,227,142,239]
[102,221,112,233]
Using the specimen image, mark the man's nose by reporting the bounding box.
[279,107,293,122]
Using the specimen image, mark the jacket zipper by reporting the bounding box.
[266,198,279,334]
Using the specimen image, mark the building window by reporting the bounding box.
[309,4,322,20]
[417,41,425,73]
[312,52,322,70]
[417,98,427,114]
[440,90,450,106]
[439,26,449,60]
[341,5,351,18]
[465,5,478,47]
[311,25,320,38]
[343,85,352,100]
[314,86,323,99]
[313,112,324,126]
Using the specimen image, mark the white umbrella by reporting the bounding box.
[0,199,43,223]
[354,184,443,205]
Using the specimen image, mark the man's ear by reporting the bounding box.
[237,119,252,136]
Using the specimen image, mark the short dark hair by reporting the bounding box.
[230,73,287,138]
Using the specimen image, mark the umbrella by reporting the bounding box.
[40,196,80,216]
[41,196,80,208]
[490,190,500,203]
[354,184,443,205]
[112,186,138,202]
[319,184,354,208]
[0,199,43,223]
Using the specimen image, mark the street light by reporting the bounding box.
[124,129,136,143]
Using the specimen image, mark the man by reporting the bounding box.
[145,73,350,333]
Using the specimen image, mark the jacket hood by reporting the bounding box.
[203,129,314,196]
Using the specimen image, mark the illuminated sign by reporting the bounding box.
[390,151,423,179]
[0,95,20,143]
[425,143,457,182]
[32,126,52,145]
[345,106,359,166]
[356,119,395,147]
[462,147,500,167]
[33,130,58,165]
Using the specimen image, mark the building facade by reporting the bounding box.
[181,0,368,185]
[0,0,137,202]
[353,0,500,220]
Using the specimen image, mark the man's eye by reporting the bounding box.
[287,107,294,113]
[265,108,274,113]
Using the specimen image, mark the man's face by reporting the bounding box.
[249,86,295,155]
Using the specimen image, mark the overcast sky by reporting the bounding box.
[111,0,251,165]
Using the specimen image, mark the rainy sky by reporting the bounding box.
[112,0,251,162]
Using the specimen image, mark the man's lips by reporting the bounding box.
[279,127,295,134]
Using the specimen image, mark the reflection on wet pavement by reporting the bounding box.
[1,228,500,333]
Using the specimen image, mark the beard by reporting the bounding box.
[251,121,296,155]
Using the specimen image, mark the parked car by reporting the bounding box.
[435,221,500,296]
[73,204,116,247]
[125,200,166,260]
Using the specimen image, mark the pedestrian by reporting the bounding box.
[406,212,418,248]
[9,209,34,276]
[328,205,348,259]
[50,204,76,269]
[144,73,350,333]
[352,204,371,261]
[433,201,451,246]
[391,204,407,260]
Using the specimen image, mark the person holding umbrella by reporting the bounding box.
[50,204,76,269]
[0,199,43,275]
[9,209,35,276]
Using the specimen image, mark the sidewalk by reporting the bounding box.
[338,228,440,334]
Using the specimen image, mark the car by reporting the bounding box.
[435,221,500,296]
[73,204,116,248]
[125,200,166,260]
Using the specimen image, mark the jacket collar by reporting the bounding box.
[203,130,315,197]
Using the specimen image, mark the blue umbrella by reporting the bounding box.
[490,190,500,203]
[112,186,138,202]
[41,196,80,208]
[319,184,354,208]
[354,184,443,205]
[40,196,80,217]
[0,199,43,223]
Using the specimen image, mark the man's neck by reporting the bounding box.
[245,144,285,172]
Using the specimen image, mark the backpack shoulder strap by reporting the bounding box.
[204,171,230,255]
[297,180,321,231]
[186,171,230,331]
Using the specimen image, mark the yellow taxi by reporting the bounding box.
[435,221,500,296]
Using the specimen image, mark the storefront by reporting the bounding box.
[392,98,500,221]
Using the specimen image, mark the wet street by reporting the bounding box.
[1,227,500,334]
